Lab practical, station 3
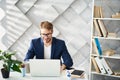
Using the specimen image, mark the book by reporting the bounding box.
[99,6,104,18]
[71,70,85,78]
[107,32,117,38]
[100,58,113,75]
[95,57,106,74]
[98,20,108,37]
[94,5,97,18]
[94,5,100,18]
[93,19,103,37]
[94,6,104,18]
[91,57,100,73]
[112,12,120,18]
[112,15,120,18]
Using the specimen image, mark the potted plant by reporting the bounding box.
[0,50,22,78]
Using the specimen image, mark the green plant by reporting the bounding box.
[0,50,22,73]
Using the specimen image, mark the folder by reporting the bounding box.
[92,39,100,55]
[101,58,113,75]
[91,57,100,73]
[95,57,106,74]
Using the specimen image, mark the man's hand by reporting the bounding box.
[60,64,66,72]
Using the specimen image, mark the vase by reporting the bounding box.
[1,68,10,78]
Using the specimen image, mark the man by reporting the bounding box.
[24,21,73,70]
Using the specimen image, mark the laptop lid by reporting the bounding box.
[29,59,60,77]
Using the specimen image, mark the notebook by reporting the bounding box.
[71,70,85,76]
[29,59,60,77]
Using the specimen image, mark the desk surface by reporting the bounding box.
[0,71,88,80]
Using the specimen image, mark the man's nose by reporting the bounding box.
[44,36,48,39]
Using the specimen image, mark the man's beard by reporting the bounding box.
[44,38,52,43]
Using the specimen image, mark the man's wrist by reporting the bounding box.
[61,64,66,70]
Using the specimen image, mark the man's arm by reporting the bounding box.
[24,40,35,61]
[61,41,73,68]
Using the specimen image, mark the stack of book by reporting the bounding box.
[112,12,120,18]
[94,5,104,18]
[93,19,107,37]
[93,19,117,37]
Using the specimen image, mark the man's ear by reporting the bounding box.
[51,29,53,33]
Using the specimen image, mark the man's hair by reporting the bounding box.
[40,21,53,30]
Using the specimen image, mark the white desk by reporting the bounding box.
[0,71,88,80]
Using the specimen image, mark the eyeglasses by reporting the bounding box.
[40,33,52,37]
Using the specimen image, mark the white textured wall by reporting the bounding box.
[0,0,93,77]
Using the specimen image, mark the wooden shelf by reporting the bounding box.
[91,72,120,78]
[94,18,120,20]
[93,36,120,40]
[91,54,120,59]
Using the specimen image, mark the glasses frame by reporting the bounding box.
[40,33,52,37]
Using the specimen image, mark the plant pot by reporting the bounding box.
[1,68,10,78]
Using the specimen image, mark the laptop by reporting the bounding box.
[29,59,61,77]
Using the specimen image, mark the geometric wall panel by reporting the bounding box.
[1,0,93,76]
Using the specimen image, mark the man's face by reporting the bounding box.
[40,28,53,44]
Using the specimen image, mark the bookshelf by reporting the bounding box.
[90,0,120,80]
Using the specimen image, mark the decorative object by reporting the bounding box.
[0,50,22,78]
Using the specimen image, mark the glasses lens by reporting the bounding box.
[40,33,52,37]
